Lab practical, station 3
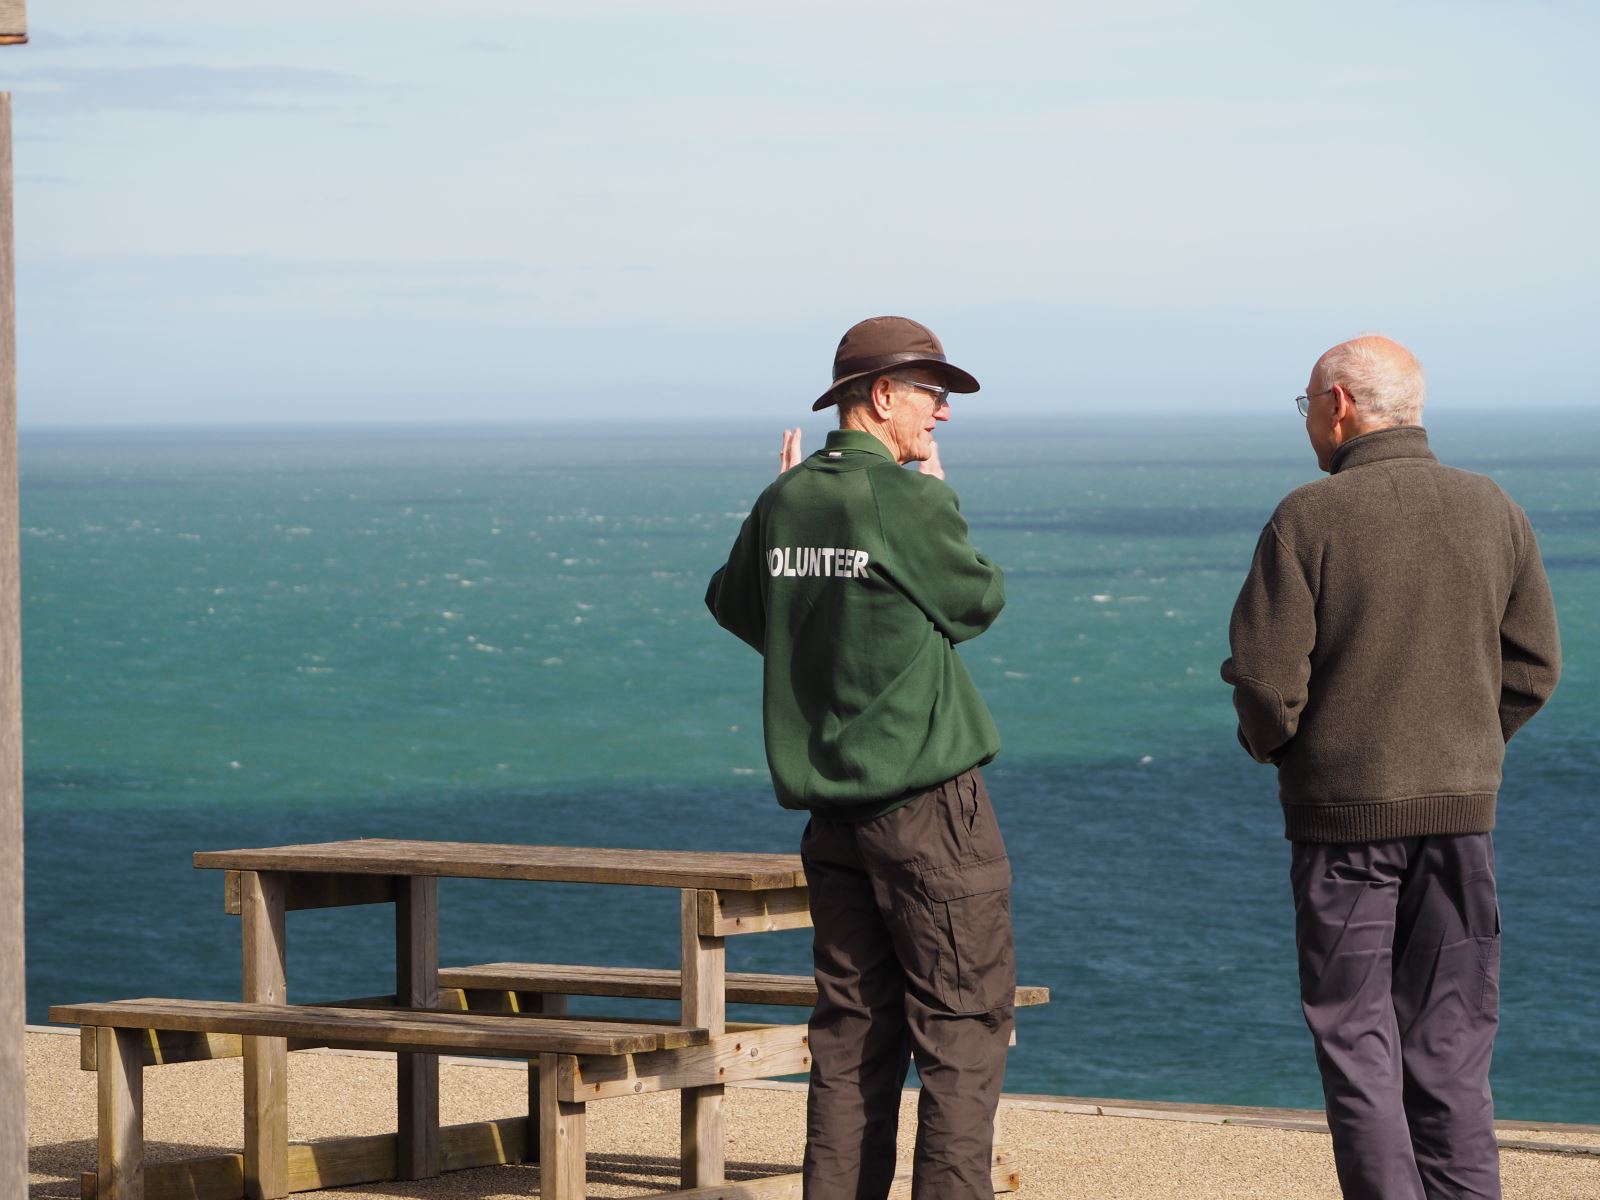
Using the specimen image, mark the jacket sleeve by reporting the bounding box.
[1221,520,1315,764]
[1499,511,1561,741]
[880,473,1005,644]
[705,509,767,654]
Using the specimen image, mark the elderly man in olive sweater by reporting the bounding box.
[707,316,1012,1200]
[1223,335,1561,1200]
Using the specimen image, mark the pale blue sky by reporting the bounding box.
[4,1,1596,425]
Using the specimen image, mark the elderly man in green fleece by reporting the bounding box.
[707,316,1013,1200]
[1223,335,1561,1200]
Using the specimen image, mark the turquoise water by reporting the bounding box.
[19,415,1600,1120]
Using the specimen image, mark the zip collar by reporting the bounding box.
[815,428,896,464]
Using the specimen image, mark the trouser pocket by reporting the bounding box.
[918,856,1015,1014]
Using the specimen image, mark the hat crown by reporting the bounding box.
[833,316,945,380]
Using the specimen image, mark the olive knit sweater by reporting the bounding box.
[1222,426,1561,842]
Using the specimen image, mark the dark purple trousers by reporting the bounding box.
[1292,833,1502,1200]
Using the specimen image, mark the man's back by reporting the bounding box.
[707,429,1004,813]
[1226,426,1559,840]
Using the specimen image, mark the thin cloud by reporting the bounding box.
[9,62,374,117]
[23,26,188,50]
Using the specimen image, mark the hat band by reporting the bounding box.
[832,349,948,381]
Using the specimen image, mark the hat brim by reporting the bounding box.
[811,358,980,411]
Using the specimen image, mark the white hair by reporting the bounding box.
[834,371,921,425]
[1316,336,1426,426]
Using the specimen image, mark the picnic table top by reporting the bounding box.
[193,838,808,891]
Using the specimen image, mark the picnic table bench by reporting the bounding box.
[50,997,710,1200]
[51,839,1043,1199]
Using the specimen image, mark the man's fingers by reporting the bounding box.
[779,427,803,474]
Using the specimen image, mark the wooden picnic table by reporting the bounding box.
[192,838,814,1199]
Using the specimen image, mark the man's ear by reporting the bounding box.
[1329,384,1354,427]
[870,375,896,420]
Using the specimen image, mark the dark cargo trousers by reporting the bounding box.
[1292,833,1502,1200]
[800,768,1016,1200]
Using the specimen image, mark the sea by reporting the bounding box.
[17,413,1600,1122]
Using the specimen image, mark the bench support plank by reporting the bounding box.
[697,887,813,937]
[564,1024,812,1102]
[240,871,288,1200]
[395,875,440,1180]
[79,1116,531,1200]
[223,869,398,916]
[681,889,727,1189]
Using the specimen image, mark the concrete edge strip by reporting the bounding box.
[27,1025,1597,1155]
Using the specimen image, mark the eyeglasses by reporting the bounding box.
[1294,388,1333,418]
[901,380,951,406]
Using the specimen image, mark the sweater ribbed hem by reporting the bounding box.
[1282,793,1497,843]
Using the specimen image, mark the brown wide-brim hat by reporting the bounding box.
[811,315,981,411]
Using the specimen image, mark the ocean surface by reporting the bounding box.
[18,414,1600,1121]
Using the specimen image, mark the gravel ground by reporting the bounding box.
[26,1028,1600,1199]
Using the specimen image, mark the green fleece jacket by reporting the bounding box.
[1223,425,1561,842]
[706,429,1005,816]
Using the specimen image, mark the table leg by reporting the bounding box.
[538,1052,586,1200]
[680,888,726,1188]
[524,993,567,1163]
[396,874,440,1180]
[95,1026,144,1200]
[240,870,288,1200]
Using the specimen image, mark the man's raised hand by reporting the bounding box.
[780,427,804,474]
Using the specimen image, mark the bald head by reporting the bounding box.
[1311,335,1426,428]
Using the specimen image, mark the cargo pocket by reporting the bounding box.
[1465,867,1500,1021]
[1476,905,1501,1021]
[920,856,1015,1015]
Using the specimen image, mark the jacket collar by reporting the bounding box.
[820,428,896,463]
[1330,425,1435,474]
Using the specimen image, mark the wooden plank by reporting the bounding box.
[240,871,288,1200]
[95,1028,144,1200]
[47,999,708,1057]
[222,869,396,916]
[538,1054,585,1200]
[634,1149,1018,1198]
[83,1152,243,1200]
[0,2,24,39]
[195,840,807,892]
[698,887,813,937]
[681,889,727,1189]
[81,1025,244,1070]
[395,875,439,1180]
[442,962,1050,1008]
[523,993,564,1165]
[564,1024,811,1102]
[80,1117,531,1200]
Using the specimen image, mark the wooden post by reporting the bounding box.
[95,1026,145,1200]
[0,0,26,45]
[537,1053,585,1200]
[679,889,727,1188]
[395,875,440,1179]
[0,78,25,1200]
[521,992,566,1163]
[240,872,288,1200]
